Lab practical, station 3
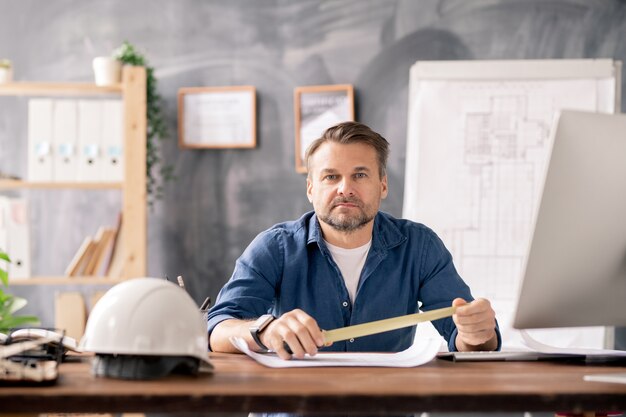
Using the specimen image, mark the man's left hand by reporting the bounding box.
[452,298,498,351]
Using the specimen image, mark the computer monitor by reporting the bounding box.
[514,110,626,329]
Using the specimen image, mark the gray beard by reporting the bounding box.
[318,210,374,232]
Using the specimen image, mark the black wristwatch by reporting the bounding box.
[249,314,275,351]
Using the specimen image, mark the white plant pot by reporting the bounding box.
[0,66,12,84]
[92,57,122,86]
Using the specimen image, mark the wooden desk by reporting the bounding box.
[2,354,626,414]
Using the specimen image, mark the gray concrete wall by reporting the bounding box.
[1,1,625,349]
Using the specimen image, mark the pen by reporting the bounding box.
[200,296,211,322]
[175,275,212,314]
[199,297,211,311]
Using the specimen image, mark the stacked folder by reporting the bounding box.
[28,98,124,182]
[0,197,30,280]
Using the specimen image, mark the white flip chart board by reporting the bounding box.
[403,59,621,349]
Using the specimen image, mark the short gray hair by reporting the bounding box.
[305,121,389,178]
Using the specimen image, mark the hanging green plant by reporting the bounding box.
[0,251,39,331]
[113,41,175,207]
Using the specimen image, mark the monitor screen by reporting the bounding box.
[514,110,626,329]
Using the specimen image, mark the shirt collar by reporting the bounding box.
[306,211,406,251]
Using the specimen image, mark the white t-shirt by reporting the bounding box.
[325,239,372,304]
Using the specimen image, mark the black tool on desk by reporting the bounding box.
[200,296,211,322]
[173,275,211,316]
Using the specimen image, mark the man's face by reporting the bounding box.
[307,142,388,232]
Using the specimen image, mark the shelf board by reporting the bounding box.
[0,180,123,189]
[10,277,125,285]
[0,82,122,96]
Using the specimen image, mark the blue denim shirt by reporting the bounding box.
[207,211,501,352]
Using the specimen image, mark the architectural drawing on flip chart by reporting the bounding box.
[403,60,620,349]
[427,82,591,305]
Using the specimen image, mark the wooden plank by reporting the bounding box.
[9,277,124,285]
[0,358,625,413]
[0,82,122,96]
[0,180,123,189]
[121,66,147,279]
[54,292,87,340]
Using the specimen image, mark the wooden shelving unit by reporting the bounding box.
[0,180,123,189]
[0,82,122,96]
[0,66,147,284]
[10,277,126,286]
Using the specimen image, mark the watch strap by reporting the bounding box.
[250,327,269,351]
[250,314,274,351]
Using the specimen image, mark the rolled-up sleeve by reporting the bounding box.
[418,230,502,351]
[206,229,284,339]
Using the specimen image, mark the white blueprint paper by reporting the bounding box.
[520,330,626,357]
[230,337,442,368]
[583,373,626,385]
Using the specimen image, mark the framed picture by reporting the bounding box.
[178,86,256,149]
[294,84,355,173]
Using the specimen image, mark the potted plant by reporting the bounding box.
[112,41,175,206]
[92,56,122,86]
[0,250,39,331]
[0,59,13,84]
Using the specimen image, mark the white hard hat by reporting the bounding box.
[80,277,213,379]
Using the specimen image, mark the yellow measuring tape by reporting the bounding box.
[322,306,457,344]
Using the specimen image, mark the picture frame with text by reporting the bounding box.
[294,84,355,173]
[178,86,256,149]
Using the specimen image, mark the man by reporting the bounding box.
[208,122,500,360]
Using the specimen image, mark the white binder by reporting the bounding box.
[27,99,54,182]
[101,100,124,182]
[77,100,103,182]
[5,198,31,280]
[0,197,8,274]
[52,99,78,182]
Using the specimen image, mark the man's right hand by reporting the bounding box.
[210,309,328,360]
[260,309,326,360]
